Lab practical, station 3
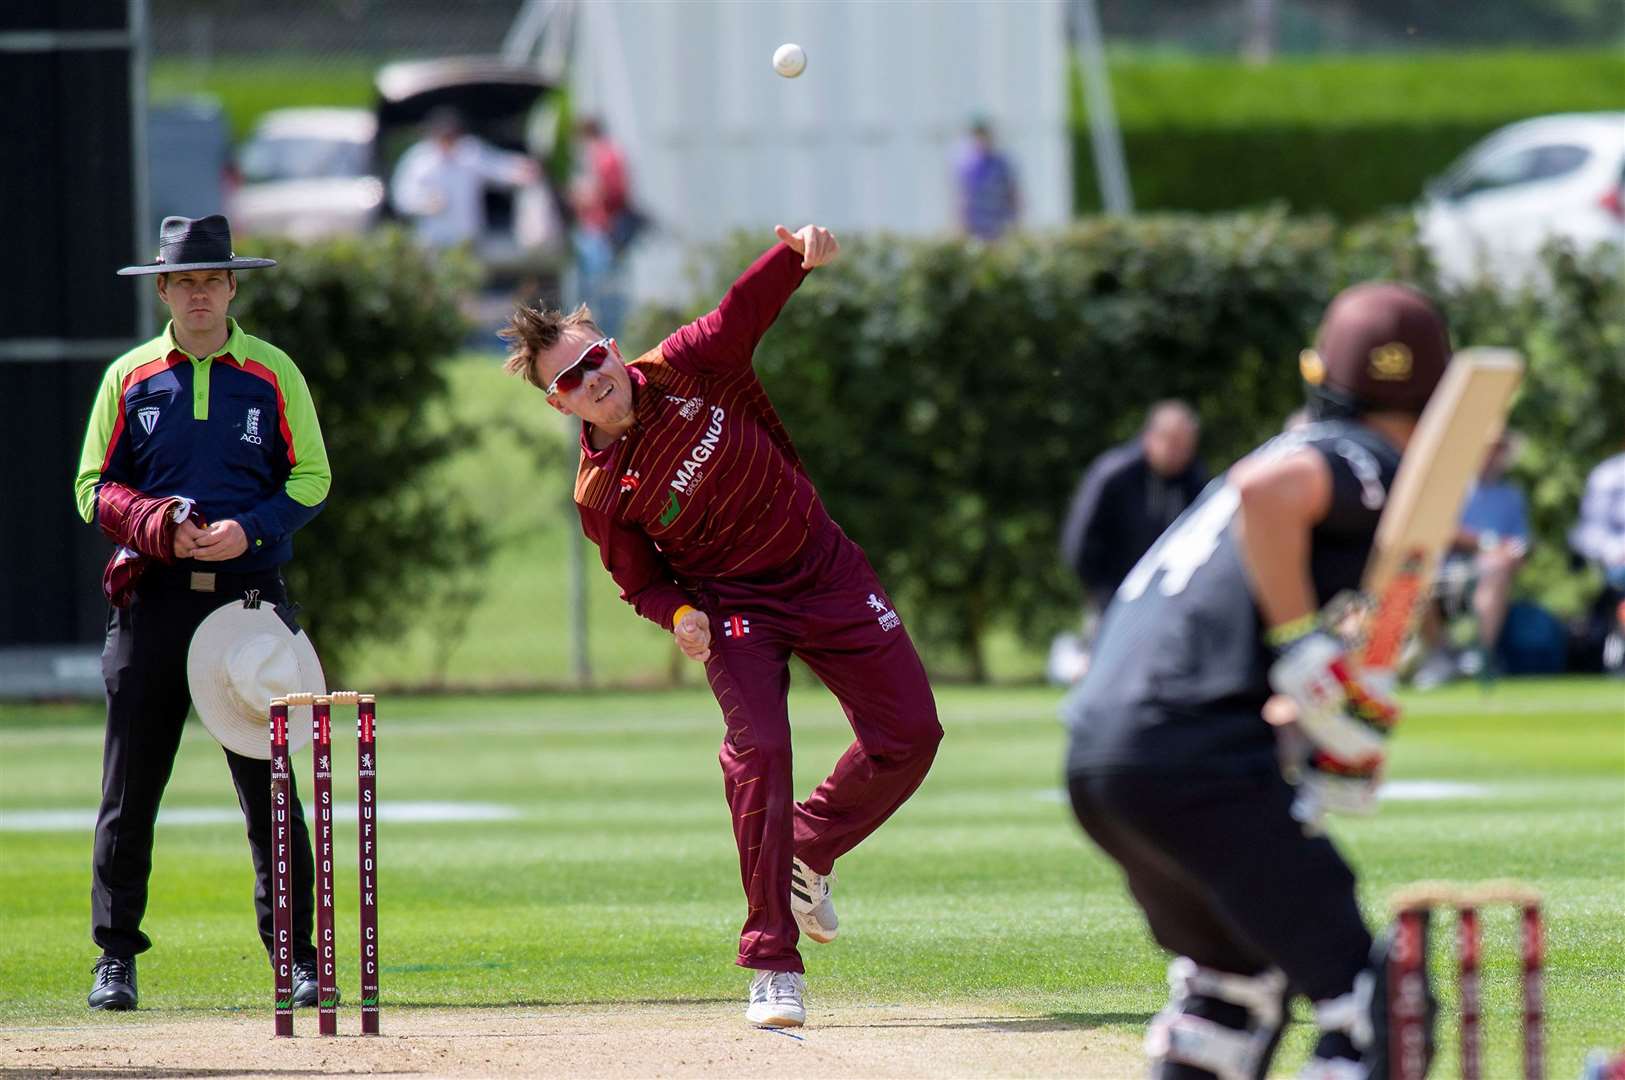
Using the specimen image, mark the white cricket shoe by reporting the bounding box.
[746,969,806,1027]
[790,857,838,943]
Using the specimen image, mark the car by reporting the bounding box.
[229,58,567,284]
[1417,112,1625,287]
[229,108,384,242]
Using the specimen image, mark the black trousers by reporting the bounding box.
[1067,765,1372,1003]
[93,566,315,962]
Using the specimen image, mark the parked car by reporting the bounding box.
[230,108,384,241]
[1417,112,1625,287]
[230,57,566,279]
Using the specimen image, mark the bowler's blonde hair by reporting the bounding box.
[500,303,602,390]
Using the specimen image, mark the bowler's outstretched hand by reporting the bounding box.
[675,609,713,663]
[775,224,839,269]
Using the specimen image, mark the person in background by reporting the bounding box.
[391,106,540,253]
[1061,401,1206,615]
[954,118,1020,242]
[569,116,636,336]
[1569,444,1625,674]
[1413,431,1529,686]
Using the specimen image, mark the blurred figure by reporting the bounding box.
[1570,444,1625,674]
[1052,401,1205,684]
[390,106,540,252]
[1283,407,1311,432]
[1061,401,1206,614]
[954,117,1020,242]
[1413,431,1530,687]
[569,116,636,336]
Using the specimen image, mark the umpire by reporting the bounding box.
[73,215,331,1010]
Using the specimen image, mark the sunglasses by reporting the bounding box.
[546,337,614,396]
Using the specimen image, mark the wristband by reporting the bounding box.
[1265,613,1319,650]
[671,604,697,630]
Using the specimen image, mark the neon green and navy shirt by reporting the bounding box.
[74,318,331,572]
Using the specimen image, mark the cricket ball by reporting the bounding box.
[773,42,806,79]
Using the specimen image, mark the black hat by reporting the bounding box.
[1300,282,1451,418]
[117,215,277,277]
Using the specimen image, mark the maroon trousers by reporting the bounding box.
[696,519,942,973]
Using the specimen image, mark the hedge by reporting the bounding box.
[643,215,1623,678]
[1073,49,1625,217]
[228,227,488,678]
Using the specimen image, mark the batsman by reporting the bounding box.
[503,225,942,1027]
[1065,283,1468,1079]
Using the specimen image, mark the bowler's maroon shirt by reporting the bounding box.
[574,243,829,628]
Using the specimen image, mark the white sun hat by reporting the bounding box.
[187,599,326,759]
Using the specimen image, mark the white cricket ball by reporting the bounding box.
[773,42,806,78]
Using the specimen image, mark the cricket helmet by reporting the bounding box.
[1300,282,1452,418]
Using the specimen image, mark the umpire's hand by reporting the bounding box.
[675,609,713,663]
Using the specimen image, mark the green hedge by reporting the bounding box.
[1074,49,1625,217]
[228,228,488,678]
[645,216,1622,678]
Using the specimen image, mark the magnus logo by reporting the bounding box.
[669,406,725,495]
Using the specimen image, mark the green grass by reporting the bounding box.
[2,679,1620,1076]
[151,56,378,141]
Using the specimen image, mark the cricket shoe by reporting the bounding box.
[291,958,338,1008]
[87,954,137,1011]
[790,857,838,943]
[746,969,806,1027]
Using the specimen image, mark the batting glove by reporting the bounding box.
[1268,629,1399,769]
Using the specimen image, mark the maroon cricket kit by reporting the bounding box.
[574,242,942,972]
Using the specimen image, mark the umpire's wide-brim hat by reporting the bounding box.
[118,214,277,276]
[187,600,325,759]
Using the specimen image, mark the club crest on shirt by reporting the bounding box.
[241,406,263,446]
[867,592,902,632]
[666,394,705,421]
[136,406,160,435]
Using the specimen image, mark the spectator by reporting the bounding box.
[954,118,1020,242]
[569,116,636,336]
[1060,400,1206,615]
[390,106,540,253]
[1569,445,1625,673]
[1413,431,1530,686]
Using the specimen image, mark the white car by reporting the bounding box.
[1417,112,1625,287]
[229,108,385,241]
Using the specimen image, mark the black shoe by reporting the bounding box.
[88,954,138,1011]
[290,958,338,1009]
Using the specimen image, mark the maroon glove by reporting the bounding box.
[95,482,201,562]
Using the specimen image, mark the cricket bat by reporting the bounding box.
[1356,348,1525,677]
